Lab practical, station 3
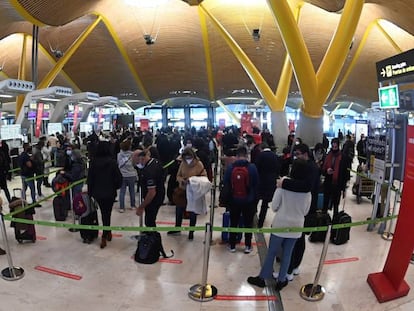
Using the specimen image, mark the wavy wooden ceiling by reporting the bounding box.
[0,0,413,107]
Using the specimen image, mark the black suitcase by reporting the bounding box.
[79,196,99,243]
[80,211,99,243]
[53,195,69,221]
[331,211,351,245]
[9,189,36,243]
[308,211,331,243]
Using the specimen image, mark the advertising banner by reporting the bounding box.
[35,103,44,138]
[367,125,414,302]
[241,113,252,134]
[72,105,79,133]
[367,134,386,184]
[140,119,149,131]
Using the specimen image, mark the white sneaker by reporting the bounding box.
[244,246,253,254]
[119,209,125,213]
[273,272,294,281]
[227,246,236,253]
[292,267,300,275]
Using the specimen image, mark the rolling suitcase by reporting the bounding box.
[79,195,99,243]
[331,199,351,245]
[53,195,69,221]
[221,211,243,243]
[308,211,331,243]
[9,188,36,243]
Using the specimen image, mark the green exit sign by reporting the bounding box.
[378,85,399,109]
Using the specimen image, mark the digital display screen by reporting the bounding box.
[27,111,36,120]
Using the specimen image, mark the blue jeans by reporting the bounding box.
[259,234,297,282]
[21,176,36,204]
[119,176,136,209]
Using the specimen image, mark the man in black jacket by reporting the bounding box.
[255,143,280,228]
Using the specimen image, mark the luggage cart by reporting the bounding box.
[352,165,375,204]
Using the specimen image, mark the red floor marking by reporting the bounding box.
[156,221,189,226]
[159,258,183,264]
[214,295,277,301]
[36,236,47,240]
[324,257,359,265]
[35,266,82,280]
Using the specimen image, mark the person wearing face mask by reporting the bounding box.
[168,147,206,240]
[322,138,347,217]
[63,144,74,171]
[133,148,165,228]
[60,149,86,198]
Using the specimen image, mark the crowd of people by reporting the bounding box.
[0,125,368,290]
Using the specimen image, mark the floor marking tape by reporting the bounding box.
[214,295,277,301]
[36,236,47,240]
[158,258,183,264]
[156,221,189,226]
[324,257,359,265]
[35,266,82,280]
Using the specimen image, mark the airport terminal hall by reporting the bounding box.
[1,0,414,310]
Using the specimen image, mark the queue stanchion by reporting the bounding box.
[300,224,332,301]
[131,177,143,241]
[188,223,217,302]
[0,213,25,281]
[68,185,79,233]
[208,163,217,245]
[381,183,401,241]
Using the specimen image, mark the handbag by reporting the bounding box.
[172,187,187,207]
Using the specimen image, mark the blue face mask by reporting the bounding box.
[66,150,72,156]
[137,163,144,169]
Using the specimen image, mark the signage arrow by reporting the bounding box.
[381,68,386,77]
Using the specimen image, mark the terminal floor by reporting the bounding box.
[0,176,413,311]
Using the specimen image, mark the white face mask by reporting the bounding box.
[66,150,72,156]
[186,144,192,149]
[137,163,144,169]
[185,159,193,165]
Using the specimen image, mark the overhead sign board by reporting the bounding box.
[378,85,399,109]
[376,49,414,82]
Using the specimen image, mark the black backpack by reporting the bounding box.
[134,232,174,264]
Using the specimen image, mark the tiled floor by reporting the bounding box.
[0,171,413,311]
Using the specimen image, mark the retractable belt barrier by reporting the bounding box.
[0,173,400,305]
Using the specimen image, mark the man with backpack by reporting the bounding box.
[222,146,259,253]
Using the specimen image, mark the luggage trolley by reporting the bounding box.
[352,164,375,204]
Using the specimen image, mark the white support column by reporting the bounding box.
[270,111,289,153]
[296,110,324,148]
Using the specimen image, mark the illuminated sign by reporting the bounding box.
[378,85,399,109]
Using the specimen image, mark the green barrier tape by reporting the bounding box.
[9,167,21,173]
[2,212,398,234]
[25,168,62,182]
[1,215,205,232]
[162,160,175,169]
[5,178,87,217]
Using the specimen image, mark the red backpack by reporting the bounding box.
[231,164,249,199]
